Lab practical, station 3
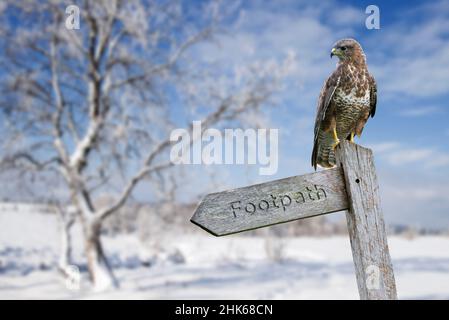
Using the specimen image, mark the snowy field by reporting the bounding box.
[0,210,448,300]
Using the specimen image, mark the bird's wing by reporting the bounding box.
[313,72,340,144]
[311,71,341,169]
[369,74,377,118]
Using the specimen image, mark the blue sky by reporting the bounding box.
[1,0,447,230]
[170,0,449,229]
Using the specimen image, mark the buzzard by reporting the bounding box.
[312,38,377,169]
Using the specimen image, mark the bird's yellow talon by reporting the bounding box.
[349,132,355,143]
[332,127,340,149]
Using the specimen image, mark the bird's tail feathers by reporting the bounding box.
[312,133,337,169]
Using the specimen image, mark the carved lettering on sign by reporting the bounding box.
[229,185,328,218]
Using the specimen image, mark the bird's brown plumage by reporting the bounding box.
[312,39,377,169]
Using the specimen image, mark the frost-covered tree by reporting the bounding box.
[0,0,291,290]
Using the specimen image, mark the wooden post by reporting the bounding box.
[336,141,397,300]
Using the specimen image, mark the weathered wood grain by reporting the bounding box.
[336,141,397,300]
[191,167,348,236]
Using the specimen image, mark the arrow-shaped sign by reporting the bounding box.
[191,167,349,236]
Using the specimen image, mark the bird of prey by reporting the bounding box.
[312,38,377,169]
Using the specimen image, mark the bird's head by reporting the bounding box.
[330,38,366,64]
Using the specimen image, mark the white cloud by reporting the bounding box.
[386,149,434,166]
[372,141,449,168]
[368,142,401,153]
[426,153,449,168]
[386,185,444,202]
[379,173,449,229]
[399,106,443,117]
[372,143,449,225]
[329,6,364,26]
[367,2,449,98]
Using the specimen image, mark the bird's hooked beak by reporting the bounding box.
[330,47,338,58]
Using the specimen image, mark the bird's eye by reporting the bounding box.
[341,46,347,51]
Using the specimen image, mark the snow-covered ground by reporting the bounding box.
[0,210,448,299]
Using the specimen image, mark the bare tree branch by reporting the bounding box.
[0,0,289,289]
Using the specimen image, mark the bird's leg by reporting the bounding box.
[349,132,355,143]
[331,127,340,149]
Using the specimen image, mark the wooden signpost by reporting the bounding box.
[191,141,398,300]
